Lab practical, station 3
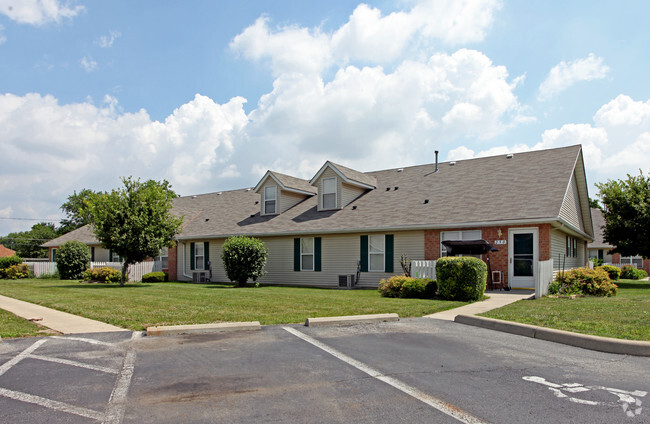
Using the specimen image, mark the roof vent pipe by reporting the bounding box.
[435,150,439,173]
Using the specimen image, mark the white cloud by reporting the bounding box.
[538,53,609,101]
[231,0,502,75]
[95,30,122,48]
[449,94,650,188]
[80,55,98,72]
[0,0,84,25]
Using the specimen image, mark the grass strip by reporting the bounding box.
[0,308,44,338]
[481,280,650,341]
[0,279,466,331]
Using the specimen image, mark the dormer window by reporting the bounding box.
[264,186,277,214]
[322,177,337,209]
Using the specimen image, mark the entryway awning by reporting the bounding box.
[441,239,498,255]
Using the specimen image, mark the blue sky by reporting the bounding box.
[1,0,650,235]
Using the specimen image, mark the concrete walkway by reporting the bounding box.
[425,290,534,321]
[0,294,128,334]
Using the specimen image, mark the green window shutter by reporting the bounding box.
[360,235,368,272]
[91,247,95,262]
[314,237,322,272]
[190,242,195,271]
[294,238,300,271]
[109,250,113,262]
[204,242,210,268]
[385,234,394,273]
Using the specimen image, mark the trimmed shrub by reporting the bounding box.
[378,276,437,299]
[436,257,487,301]
[0,255,23,271]
[142,271,168,283]
[378,275,412,298]
[620,265,648,280]
[596,265,620,281]
[57,241,91,280]
[221,236,268,287]
[83,267,122,284]
[400,279,427,298]
[553,267,617,297]
[1,264,30,279]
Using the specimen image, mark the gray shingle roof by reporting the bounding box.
[588,208,613,249]
[42,225,100,247]
[268,171,317,194]
[43,145,584,246]
[328,162,378,188]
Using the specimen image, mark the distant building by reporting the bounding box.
[0,244,16,257]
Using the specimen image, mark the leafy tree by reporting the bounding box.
[589,197,602,210]
[596,171,650,258]
[57,240,91,280]
[83,177,183,286]
[0,222,58,258]
[58,189,98,234]
[221,236,268,287]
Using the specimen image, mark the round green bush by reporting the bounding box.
[221,236,268,286]
[378,275,412,297]
[57,241,91,280]
[620,265,648,280]
[554,267,617,297]
[436,257,487,301]
[0,255,23,272]
[83,267,122,283]
[596,265,620,281]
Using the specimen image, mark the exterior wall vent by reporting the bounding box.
[397,168,404,172]
[424,199,429,204]
[506,153,513,158]
[449,161,456,166]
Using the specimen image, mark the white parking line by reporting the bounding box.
[0,338,48,377]
[30,354,119,375]
[51,336,116,347]
[103,331,141,424]
[0,387,104,421]
[283,326,490,424]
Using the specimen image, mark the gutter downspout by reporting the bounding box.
[182,242,192,280]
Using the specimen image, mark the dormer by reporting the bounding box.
[254,171,317,216]
[309,162,376,211]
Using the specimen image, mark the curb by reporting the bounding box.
[305,313,399,327]
[455,315,650,357]
[146,321,261,337]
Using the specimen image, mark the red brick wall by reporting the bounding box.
[643,259,650,275]
[167,244,178,281]
[424,223,552,288]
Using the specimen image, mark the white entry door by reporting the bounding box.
[508,228,538,289]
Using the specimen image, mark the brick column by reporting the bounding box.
[167,244,178,281]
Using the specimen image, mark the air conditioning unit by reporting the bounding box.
[193,271,207,283]
[338,274,356,289]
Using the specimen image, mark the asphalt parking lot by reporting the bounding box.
[1,318,648,423]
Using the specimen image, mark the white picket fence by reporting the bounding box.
[535,259,554,299]
[26,261,161,282]
[411,260,436,279]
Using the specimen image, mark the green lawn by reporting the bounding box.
[481,279,650,341]
[0,279,467,331]
[0,308,44,338]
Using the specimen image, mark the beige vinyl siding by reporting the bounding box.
[280,190,308,213]
[341,182,366,208]
[550,228,587,271]
[178,231,424,288]
[559,173,584,232]
[93,247,111,262]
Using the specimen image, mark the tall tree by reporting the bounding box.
[84,177,183,286]
[59,188,98,234]
[596,171,650,258]
[0,222,58,258]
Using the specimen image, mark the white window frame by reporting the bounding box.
[111,251,123,262]
[51,248,57,262]
[195,243,204,270]
[368,234,385,272]
[440,230,482,257]
[158,246,169,270]
[264,185,277,215]
[322,177,337,210]
[301,238,314,271]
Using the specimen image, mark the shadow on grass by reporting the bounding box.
[616,282,650,290]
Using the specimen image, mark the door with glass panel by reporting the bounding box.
[508,228,538,289]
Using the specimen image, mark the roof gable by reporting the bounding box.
[254,171,317,196]
[309,161,377,189]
